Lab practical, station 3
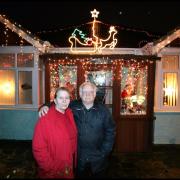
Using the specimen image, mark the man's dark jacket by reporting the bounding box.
[69,99,116,173]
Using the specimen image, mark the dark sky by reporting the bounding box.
[0,0,180,47]
[1,0,180,34]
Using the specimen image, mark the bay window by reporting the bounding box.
[0,47,43,109]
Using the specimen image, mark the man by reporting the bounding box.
[39,82,116,178]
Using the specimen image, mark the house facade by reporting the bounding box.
[0,14,180,152]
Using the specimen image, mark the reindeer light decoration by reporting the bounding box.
[68,9,118,54]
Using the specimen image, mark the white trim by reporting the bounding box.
[160,47,180,54]
[47,47,143,55]
[154,50,180,112]
[0,46,38,53]
[153,29,180,54]
[0,107,39,110]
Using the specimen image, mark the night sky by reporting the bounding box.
[1,0,180,47]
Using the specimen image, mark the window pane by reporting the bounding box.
[85,70,113,112]
[18,71,32,104]
[59,65,77,100]
[0,70,15,105]
[0,54,15,68]
[17,53,34,67]
[50,65,77,101]
[163,73,178,106]
[162,55,179,70]
[85,70,113,86]
[120,66,148,115]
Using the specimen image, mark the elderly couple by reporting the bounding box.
[32,81,116,179]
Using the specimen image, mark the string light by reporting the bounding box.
[142,27,180,55]
[138,40,148,48]
[19,37,24,53]
[0,14,52,52]
[36,20,160,39]
[1,12,178,56]
[4,26,9,46]
[48,57,150,95]
[0,13,160,55]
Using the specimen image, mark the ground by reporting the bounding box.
[0,140,180,179]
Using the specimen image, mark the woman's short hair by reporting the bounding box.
[79,81,97,94]
[54,87,70,99]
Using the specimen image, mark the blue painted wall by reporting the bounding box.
[0,109,38,140]
[154,112,180,144]
[0,110,180,144]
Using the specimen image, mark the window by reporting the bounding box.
[163,73,177,106]
[120,64,148,115]
[155,54,180,111]
[18,71,32,104]
[0,70,15,105]
[85,70,113,112]
[162,55,178,107]
[50,65,77,101]
[17,53,34,67]
[0,54,15,67]
[0,52,36,108]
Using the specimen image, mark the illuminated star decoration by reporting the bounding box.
[91,9,99,18]
[68,9,118,54]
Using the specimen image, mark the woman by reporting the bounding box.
[32,87,77,179]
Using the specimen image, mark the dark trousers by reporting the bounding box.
[76,163,106,179]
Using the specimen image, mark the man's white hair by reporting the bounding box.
[79,81,97,94]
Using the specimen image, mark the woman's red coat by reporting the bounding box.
[32,105,77,178]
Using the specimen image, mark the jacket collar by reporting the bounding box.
[80,101,98,111]
[71,99,101,111]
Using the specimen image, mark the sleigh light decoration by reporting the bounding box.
[68,9,118,54]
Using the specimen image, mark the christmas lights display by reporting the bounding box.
[153,28,180,54]
[48,57,150,112]
[142,27,180,55]
[121,64,148,115]
[0,14,52,52]
[49,60,77,101]
[68,9,118,53]
[0,11,163,113]
[1,12,179,55]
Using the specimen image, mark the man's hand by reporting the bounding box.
[39,106,49,118]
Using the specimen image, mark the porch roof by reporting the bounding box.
[40,52,161,61]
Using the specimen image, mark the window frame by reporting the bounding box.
[0,46,41,109]
[154,48,180,112]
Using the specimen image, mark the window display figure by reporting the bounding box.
[63,71,76,101]
[121,84,135,113]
